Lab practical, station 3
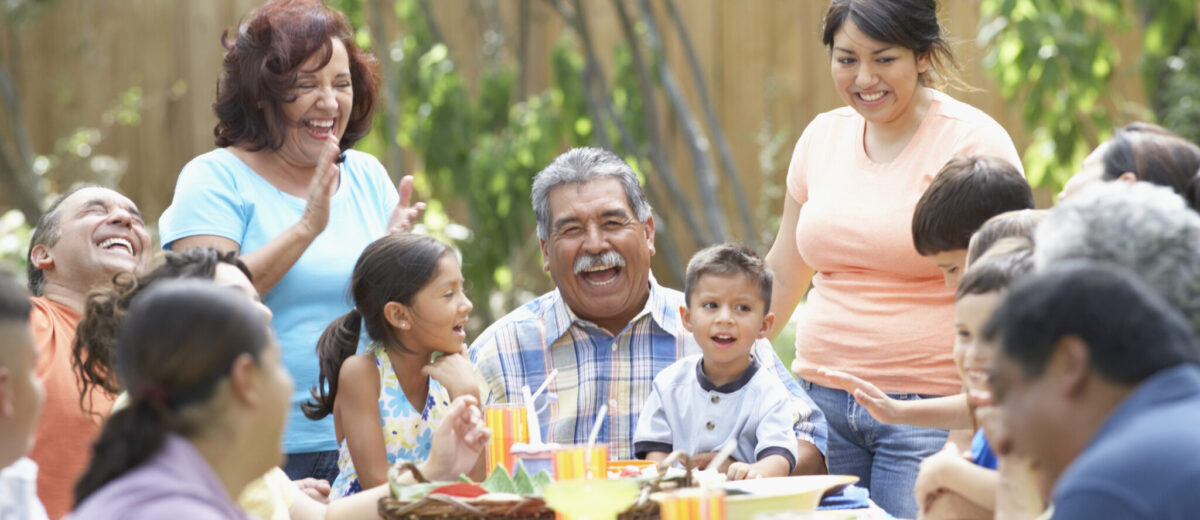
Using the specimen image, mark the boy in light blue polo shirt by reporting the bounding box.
[633,243,800,480]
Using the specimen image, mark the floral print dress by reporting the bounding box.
[330,343,451,498]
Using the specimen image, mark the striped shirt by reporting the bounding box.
[470,279,826,460]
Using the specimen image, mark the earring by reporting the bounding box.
[399,321,409,329]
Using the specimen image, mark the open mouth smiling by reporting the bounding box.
[97,236,135,256]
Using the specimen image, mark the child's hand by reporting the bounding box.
[292,478,331,504]
[914,442,969,513]
[421,395,491,481]
[726,455,790,480]
[726,461,754,481]
[423,348,480,400]
[818,367,902,424]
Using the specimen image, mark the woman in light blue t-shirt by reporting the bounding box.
[158,0,424,483]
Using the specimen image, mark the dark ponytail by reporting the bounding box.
[303,309,363,419]
[303,234,452,419]
[73,248,251,416]
[74,280,270,504]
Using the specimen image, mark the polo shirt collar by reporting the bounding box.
[697,356,761,393]
[540,272,678,344]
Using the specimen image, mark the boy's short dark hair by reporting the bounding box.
[956,245,1034,300]
[684,243,774,313]
[913,156,1034,256]
[0,276,31,326]
[983,261,1200,385]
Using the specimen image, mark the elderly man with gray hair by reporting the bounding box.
[1035,181,1200,334]
[470,147,828,473]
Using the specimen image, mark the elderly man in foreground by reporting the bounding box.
[470,147,827,473]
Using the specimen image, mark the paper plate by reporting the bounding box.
[722,474,860,518]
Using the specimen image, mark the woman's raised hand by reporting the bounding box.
[818,367,902,424]
[387,175,427,235]
[300,140,343,238]
[419,395,491,481]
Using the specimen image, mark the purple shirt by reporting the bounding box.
[68,434,252,520]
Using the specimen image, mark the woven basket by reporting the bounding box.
[378,453,699,520]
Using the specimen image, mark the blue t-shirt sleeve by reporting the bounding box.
[159,154,248,249]
[632,382,673,459]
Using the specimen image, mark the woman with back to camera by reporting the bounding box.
[764,1,1024,516]
[158,0,432,482]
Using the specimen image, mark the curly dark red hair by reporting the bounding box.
[213,0,379,152]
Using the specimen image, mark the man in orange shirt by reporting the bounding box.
[24,186,151,519]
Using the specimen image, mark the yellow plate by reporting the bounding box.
[722,474,860,518]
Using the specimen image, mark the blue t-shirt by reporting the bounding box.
[969,428,997,470]
[1051,365,1200,520]
[159,148,397,453]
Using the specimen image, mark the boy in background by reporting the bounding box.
[633,243,802,480]
[0,276,48,519]
[912,155,1034,286]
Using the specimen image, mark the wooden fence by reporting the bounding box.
[5,0,1144,239]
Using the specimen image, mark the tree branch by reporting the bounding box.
[662,0,754,247]
[632,0,725,244]
[606,0,708,245]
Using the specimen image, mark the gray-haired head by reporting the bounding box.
[1035,182,1200,335]
[531,148,652,240]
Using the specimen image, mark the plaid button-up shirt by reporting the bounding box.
[470,279,827,460]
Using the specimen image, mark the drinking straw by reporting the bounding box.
[585,400,614,478]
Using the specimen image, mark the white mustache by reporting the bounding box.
[573,251,626,274]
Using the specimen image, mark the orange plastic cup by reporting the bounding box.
[485,404,529,475]
[659,488,727,520]
[551,444,608,481]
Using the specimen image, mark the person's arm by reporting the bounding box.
[753,341,828,470]
[728,455,791,480]
[765,193,816,339]
[632,382,674,462]
[921,489,994,520]
[171,141,341,296]
[336,354,390,490]
[819,367,973,430]
[914,442,998,514]
[422,347,481,401]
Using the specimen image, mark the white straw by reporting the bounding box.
[585,400,613,478]
[522,385,543,445]
[531,369,558,402]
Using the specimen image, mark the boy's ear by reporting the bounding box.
[383,301,410,331]
[0,369,11,418]
[758,312,776,339]
[679,305,693,333]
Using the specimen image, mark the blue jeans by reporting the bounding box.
[801,380,948,519]
[283,449,340,483]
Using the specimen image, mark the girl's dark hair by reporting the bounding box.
[303,234,452,420]
[73,248,251,415]
[213,0,379,152]
[1100,122,1200,197]
[821,0,962,90]
[75,280,271,504]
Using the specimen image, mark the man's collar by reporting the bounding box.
[541,272,679,345]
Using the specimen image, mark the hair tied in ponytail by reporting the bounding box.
[135,384,169,408]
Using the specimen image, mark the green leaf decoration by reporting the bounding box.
[481,464,518,494]
[531,470,554,496]
[512,461,536,496]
